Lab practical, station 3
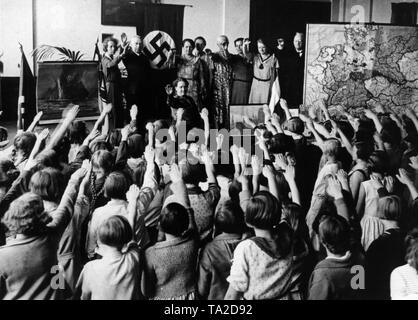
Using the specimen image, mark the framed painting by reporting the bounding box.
[229,104,265,136]
[37,61,100,123]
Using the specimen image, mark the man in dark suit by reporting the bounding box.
[280,32,305,108]
[123,35,152,130]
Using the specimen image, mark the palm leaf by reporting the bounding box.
[32,45,86,62]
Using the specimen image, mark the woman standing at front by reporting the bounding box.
[175,39,206,111]
[102,37,126,129]
[248,39,279,104]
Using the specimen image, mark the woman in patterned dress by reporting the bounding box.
[176,39,206,111]
[211,35,234,129]
[249,39,279,104]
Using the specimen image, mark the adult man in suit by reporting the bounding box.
[122,35,152,129]
[280,32,305,108]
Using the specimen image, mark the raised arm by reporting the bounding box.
[146,122,155,149]
[200,108,210,147]
[326,176,350,221]
[29,128,49,162]
[169,163,198,234]
[397,168,418,201]
[94,102,113,132]
[45,105,80,152]
[303,116,325,150]
[201,145,217,185]
[283,164,301,205]
[126,184,141,232]
[47,166,87,235]
[230,145,241,179]
[364,109,383,133]
[270,113,284,134]
[405,108,418,135]
[251,155,263,194]
[262,165,280,201]
[332,120,354,156]
[279,98,292,121]
[26,111,43,133]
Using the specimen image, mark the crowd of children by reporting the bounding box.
[0,94,417,300]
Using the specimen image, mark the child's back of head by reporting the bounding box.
[104,172,129,200]
[160,202,190,238]
[98,215,132,251]
[215,200,246,235]
[318,215,350,256]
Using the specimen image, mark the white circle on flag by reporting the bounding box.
[143,31,175,70]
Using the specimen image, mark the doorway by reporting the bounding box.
[250,0,331,50]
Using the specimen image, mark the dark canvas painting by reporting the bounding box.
[37,62,100,122]
[229,104,265,135]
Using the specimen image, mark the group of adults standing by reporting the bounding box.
[101,32,306,130]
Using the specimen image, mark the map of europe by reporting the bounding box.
[304,24,418,118]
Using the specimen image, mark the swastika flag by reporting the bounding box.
[143,31,176,70]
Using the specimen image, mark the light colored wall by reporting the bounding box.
[331,0,418,23]
[0,0,34,76]
[33,0,137,67]
[1,0,251,77]
[372,0,418,23]
[223,0,251,46]
[162,0,250,51]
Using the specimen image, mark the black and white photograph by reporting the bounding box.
[1,0,418,309]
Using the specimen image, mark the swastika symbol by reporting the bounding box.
[143,32,172,69]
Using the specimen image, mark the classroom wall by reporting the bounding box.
[0,0,251,77]
[331,0,418,23]
[0,0,34,76]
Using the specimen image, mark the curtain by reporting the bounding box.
[136,4,184,120]
[135,4,184,49]
[391,3,418,26]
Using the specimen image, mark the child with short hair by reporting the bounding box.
[142,164,199,300]
[225,190,306,300]
[308,215,365,300]
[198,200,246,300]
[75,185,143,300]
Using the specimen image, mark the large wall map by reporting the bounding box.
[304,24,418,118]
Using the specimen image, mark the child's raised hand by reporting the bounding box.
[200,108,209,121]
[396,168,413,186]
[169,163,182,183]
[283,164,296,182]
[36,128,49,142]
[103,102,113,115]
[144,146,155,164]
[275,153,288,170]
[251,155,263,176]
[33,111,43,123]
[384,176,395,193]
[216,133,224,151]
[238,147,249,168]
[130,104,138,120]
[237,167,250,185]
[409,156,418,170]
[201,145,214,166]
[66,105,80,120]
[126,184,140,204]
[279,98,289,110]
[121,125,130,141]
[262,165,276,179]
[146,122,154,132]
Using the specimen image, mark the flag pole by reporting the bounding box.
[17,42,24,131]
